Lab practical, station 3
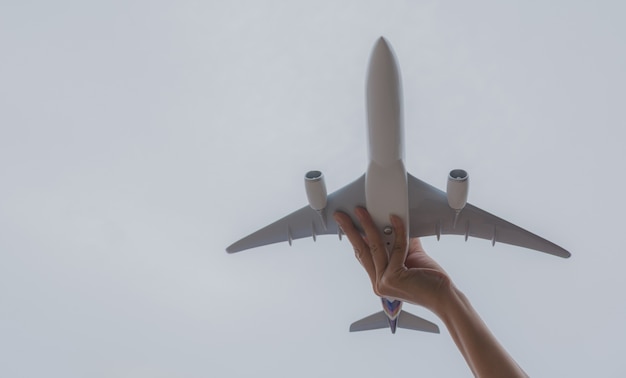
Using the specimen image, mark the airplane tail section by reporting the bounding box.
[349,310,440,334]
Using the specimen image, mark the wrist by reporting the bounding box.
[432,282,468,324]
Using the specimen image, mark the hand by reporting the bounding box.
[334,207,453,315]
[335,207,528,377]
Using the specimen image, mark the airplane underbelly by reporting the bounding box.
[365,160,409,252]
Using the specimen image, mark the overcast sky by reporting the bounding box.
[1,1,625,377]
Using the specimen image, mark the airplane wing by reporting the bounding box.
[226,175,366,253]
[227,172,569,257]
[407,174,570,258]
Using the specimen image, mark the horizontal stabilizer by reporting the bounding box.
[350,311,388,332]
[398,310,439,333]
[349,310,440,333]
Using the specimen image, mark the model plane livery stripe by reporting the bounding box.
[382,298,402,319]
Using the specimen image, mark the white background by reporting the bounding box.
[1,1,625,377]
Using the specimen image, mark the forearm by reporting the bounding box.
[436,286,528,378]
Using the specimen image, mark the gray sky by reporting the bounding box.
[1,1,625,377]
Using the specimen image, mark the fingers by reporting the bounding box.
[333,211,377,284]
[355,207,388,280]
[333,211,365,251]
[336,210,452,310]
[387,215,408,273]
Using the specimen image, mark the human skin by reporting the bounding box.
[333,207,528,378]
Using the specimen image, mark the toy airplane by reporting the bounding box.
[227,37,570,334]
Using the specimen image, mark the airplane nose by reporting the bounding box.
[367,36,401,95]
[366,37,404,166]
[369,37,395,68]
[373,36,391,54]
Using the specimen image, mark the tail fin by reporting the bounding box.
[349,310,440,334]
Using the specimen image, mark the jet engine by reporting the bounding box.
[304,170,328,211]
[447,169,469,211]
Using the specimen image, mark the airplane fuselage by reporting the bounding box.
[365,38,410,249]
[364,38,410,332]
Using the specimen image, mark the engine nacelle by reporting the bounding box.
[304,170,328,211]
[447,169,469,211]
